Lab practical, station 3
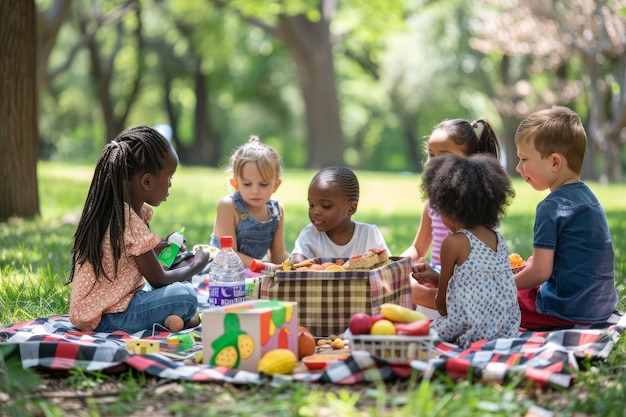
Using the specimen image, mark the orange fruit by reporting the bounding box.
[324,264,345,271]
[509,253,525,268]
[298,329,316,359]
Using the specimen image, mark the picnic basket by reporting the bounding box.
[259,256,413,337]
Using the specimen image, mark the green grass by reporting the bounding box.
[1,161,626,416]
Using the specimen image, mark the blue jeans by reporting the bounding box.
[95,282,198,334]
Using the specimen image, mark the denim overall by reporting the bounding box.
[210,192,281,260]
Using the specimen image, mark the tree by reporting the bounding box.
[470,0,626,181]
[77,1,145,140]
[147,2,225,167]
[375,2,470,173]
[0,1,40,221]
[226,0,345,168]
[37,0,74,97]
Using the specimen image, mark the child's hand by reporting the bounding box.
[411,263,439,288]
[165,231,188,252]
[193,248,211,267]
[155,239,171,256]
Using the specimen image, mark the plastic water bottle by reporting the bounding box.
[208,236,246,307]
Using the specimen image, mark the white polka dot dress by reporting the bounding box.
[431,229,520,348]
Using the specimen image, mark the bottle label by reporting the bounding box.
[208,283,246,307]
[158,243,181,268]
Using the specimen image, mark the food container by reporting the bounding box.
[346,329,439,362]
[302,353,350,370]
[201,300,298,372]
[260,256,412,336]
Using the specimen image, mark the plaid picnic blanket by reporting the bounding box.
[1,312,623,389]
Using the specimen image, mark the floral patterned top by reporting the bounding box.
[69,204,161,331]
[431,228,520,348]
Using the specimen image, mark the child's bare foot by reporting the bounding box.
[164,315,184,332]
[186,313,201,329]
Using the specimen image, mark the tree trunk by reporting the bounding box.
[36,0,73,96]
[499,115,521,175]
[278,14,345,168]
[398,112,423,173]
[190,60,220,167]
[599,134,622,183]
[0,1,40,220]
[79,4,144,141]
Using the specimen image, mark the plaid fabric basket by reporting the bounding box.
[260,256,412,337]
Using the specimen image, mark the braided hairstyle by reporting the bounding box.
[311,166,359,202]
[68,125,173,283]
[433,118,500,158]
[421,154,514,230]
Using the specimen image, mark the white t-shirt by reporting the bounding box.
[292,222,390,259]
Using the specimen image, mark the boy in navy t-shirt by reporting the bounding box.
[514,106,617,330]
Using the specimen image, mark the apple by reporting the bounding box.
[348,313,373,335]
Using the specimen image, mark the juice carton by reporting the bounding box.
[202,299,298,372]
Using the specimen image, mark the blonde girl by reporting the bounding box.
[210,136,290,268]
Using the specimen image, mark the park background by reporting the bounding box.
[1,2,626,415]
[1,0,626,222]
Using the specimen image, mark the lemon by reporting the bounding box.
[370,319,396,335]
[324,264,345,271]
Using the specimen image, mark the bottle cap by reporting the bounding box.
[250,259,264,272]
[169,232,185,246]
[219,235,234,249]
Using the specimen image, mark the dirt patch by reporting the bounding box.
[29,370,392,416]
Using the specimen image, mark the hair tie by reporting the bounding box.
[246,135,265,151]
[110,140,119,147]
[471,121,478,129]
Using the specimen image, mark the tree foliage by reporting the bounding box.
[29,0,626,181]
[470,0,626,181]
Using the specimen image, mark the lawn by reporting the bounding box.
[1,161,625,416]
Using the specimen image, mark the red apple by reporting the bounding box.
[348,313,373,335]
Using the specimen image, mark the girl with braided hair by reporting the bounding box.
[68,126,211,333]
[401,118,501,319]
[291,166,389,263]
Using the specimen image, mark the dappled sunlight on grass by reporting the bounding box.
[0,266,70,324]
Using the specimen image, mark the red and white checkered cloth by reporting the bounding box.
[1,312,622,388]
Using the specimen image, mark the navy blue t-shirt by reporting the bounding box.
[533,182,616,322]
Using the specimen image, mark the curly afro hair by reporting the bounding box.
[420,154,515,229]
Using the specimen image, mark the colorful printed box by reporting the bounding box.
[201,299,298,372]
